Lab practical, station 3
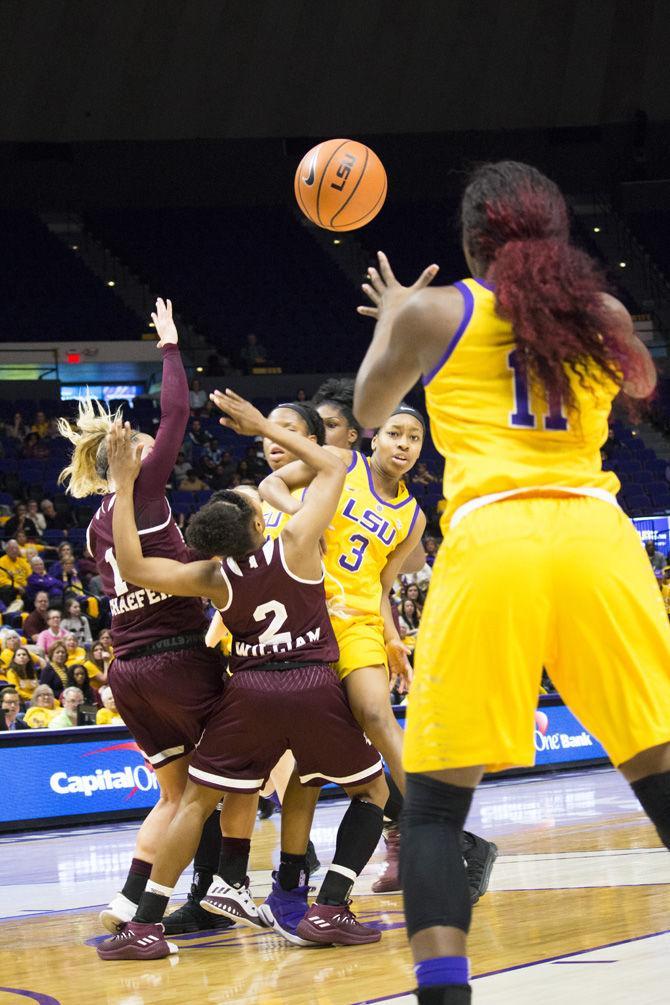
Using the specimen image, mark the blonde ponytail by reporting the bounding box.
[58,396,123,498]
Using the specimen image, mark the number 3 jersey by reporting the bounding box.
[423,277,621,530]
[218,534,339,673]
[323,451,420,621]
[88,494,207,658]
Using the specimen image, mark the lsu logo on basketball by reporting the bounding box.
[331,153,356,191]
[341,497,396,546]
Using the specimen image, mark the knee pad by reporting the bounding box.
[401,773,474,938]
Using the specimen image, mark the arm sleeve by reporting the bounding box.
[134,345,190,500]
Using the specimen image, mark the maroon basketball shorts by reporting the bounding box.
[188,663,383,793]
[109,646,226,768]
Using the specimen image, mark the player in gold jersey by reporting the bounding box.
[354,160,670,1005]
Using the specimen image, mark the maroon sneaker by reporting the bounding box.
[371,825,400,893]
[296,901,382,946]
[96,921,178,961]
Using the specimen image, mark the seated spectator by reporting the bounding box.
[49,542,77,580]
[36,610,68,653]
[209,463,234,491]
[24,684,60,729]
[86,572,105,599]
[645,539,666,572]
[97,628,114,658]
[187,418,209,449]
[31,411,49,438]
[243,444,268,481]
[236,460,256,486]
[296,388,308,402]
[40,499,70,532]
[240,332,267,372]
[0,687,29,731]
[63,632,87,666]
[3,503,39,541]
[398,599,421,641]
[96,686,124,726]
[61,598,93,646]
[173,450,191,485]
[200,435,223,470]
[404,582,425,612]
[39,640,69,697]
[4,645,41,705]
[423,536,439,567]
[0,539,32,609]
[189,378,208,411]
[23,591,50,642]
[21,432,50,460]
[6,411,28,440]
[178,469,209,492]
[26,499,46,535]
[67,664,97,704]
[26,556,63,608]
[0,629,23,668]
[80,641,110,689]
[399,563,432,599]
[48,686,84,728]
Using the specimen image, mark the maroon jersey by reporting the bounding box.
[87,346,207,657]
[219,535,339,673]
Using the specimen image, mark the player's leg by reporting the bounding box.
[545,498,670,858]
[100,754,191,933]
[97,779,222,961]
[402,500,550,1005]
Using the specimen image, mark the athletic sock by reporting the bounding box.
[218,837,251,888]
[631,770,670,848]
[278,852,308,891]
[191,807,222,895]
[416,958,471,1005]
[121,857,153,904]
[383,772,404,824]
[133,880,174,924]
[416,986,471,1005]
[316,798,384,905]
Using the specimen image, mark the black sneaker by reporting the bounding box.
[462,831,498,906]
[258,796,276,820]
[163,889,237,935]
[306,839,320,875]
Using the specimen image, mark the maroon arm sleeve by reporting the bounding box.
[133,345,190,499]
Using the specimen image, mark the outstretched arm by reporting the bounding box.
[598,293,656,398]
[135,299,191,498]
[107,423,227,605]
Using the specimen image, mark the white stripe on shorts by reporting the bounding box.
[299,759,383,787]
[148,745,186,765]
[189,765,264,789]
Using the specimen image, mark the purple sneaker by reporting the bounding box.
[257,876,314,947]
[296,901,382,946]
[96,921,178,961]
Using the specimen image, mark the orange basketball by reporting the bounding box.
[294,139,387,231]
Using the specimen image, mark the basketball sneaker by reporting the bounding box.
[296,901,382,946]
[463,831,498,905]
[200,875,269,930]
[163,883,237,935]
[99,892,137,934]
[96,921,178,961]
[258,875,314,947]
[371,825,400,893]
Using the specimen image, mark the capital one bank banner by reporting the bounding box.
[1,729,159,831]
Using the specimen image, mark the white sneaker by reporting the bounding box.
[200,875,269,930]
[99,892,137,933]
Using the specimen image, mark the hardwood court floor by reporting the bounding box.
[2,768,668,1005]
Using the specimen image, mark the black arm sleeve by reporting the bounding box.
[134,345,190,499]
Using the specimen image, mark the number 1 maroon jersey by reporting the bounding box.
[219,534,338,673]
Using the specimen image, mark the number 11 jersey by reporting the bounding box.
[423,277,620,530]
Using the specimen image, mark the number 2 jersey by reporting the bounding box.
[218,534,338,673]
[323,451,420,621]
[88,493,207,658]
[423,277,621,529]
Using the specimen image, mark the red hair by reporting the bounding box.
[461,161,640,407]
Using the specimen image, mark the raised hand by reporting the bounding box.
[209,389,267,437]
[151,298,179,348]
[357,251,439,321]
[106,422,144,490]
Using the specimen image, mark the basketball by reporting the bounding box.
[294,138,387,231]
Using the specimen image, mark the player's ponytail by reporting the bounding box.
[461,161,641,407]
[57,396,122,498]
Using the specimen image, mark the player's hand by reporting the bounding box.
[106,422,143,490]
[210,389,266,436]
[386,637,412,693]
[151,298,179,347]
[357,251,439,321]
